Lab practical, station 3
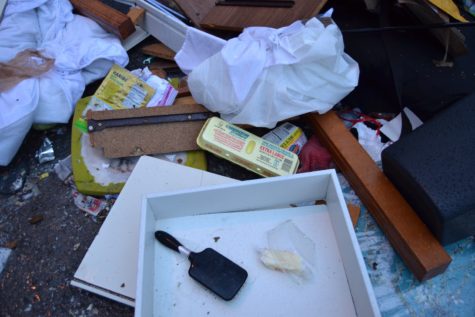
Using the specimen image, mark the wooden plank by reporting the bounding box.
[200,0,327,32]
[141,43,176,61]
[172,0,216,27]
[71,0,135,40]
[127,7,145,25]
[305,111,451,281]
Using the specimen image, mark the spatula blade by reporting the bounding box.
[188,248,247,301]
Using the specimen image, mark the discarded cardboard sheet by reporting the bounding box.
[87,103,212,158]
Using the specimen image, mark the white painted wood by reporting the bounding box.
[326,173,381,317]
[136,170,380,317]
[122,26,149,51]
[146,171,331,219]
[136,0,188,52]
[73,156,236,305]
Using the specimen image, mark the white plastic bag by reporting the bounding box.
[185,18,359,128]
[0,0,128,166]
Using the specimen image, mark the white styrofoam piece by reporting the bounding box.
[136,0,188,52]
[136,170,380,317]
[72,156,236,306]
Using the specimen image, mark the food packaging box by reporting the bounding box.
[197,117,299,177]
[136,170,380,317]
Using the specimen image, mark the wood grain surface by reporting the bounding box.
[200,0,327,31]
[71,0,135,39]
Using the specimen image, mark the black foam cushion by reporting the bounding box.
[382,93,475,245]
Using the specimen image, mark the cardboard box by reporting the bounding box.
[136,170,380,316]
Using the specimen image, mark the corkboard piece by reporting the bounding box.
[172,0,216,27]
[305,111,451,281]
[88,104,211,158]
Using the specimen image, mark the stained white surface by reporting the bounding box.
[72,156,236,305]
[153,206,357,317]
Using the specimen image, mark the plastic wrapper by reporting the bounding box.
[72,190,108,217]
[262,122,307,155]
[259,220,316,283]
[36,137,55,164]
[0,50,54,93]
[183,17,359,128]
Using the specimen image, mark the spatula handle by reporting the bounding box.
[155,231,191,257]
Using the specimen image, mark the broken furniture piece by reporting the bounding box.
[216,0,295,8]
[72,156,237,306]
[382,93,475,245]
[171,0,327,31]
[306,111,452,281]
[136,170,379,316]
[87,103,212,158]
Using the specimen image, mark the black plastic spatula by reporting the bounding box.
[155,230,248,301]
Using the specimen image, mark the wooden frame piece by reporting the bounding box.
[305,111,451,281]
[71,0,136,40]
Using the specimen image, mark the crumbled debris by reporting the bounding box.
[19,184,41,203]
[73,243,80,251]
[53,155,72,181]
[72,191,108,217]
[36,137,55,164]
[28,214,44,225]
[4,241,18,249]
[213,236,220,243]
[0,164,28,194]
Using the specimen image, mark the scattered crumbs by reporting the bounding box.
[207,312,210,315]
[28,214,44,225]
[120,283,125,288]
[213,236,220,243]
[173,303,176,307]
[177,282,181,288]
[5,241,18,249]
[372,262,378,270]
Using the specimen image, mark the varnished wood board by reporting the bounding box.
[71,0,135,39]
[200,0,327,32]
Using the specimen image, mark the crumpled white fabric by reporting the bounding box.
[179,17,359,128]
[0,0,128,166]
